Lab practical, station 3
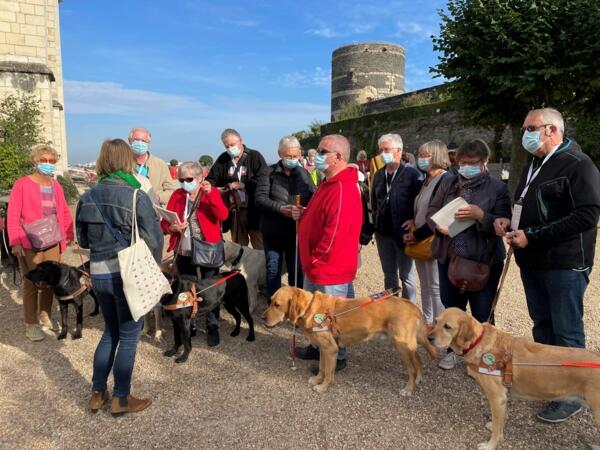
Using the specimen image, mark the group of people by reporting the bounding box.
[5,107,600,423]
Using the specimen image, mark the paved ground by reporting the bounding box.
[0,238,599,449]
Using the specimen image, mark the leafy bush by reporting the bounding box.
[0,142,33,191]
[334,101,366,122]
[56,174,79,204]
[199,154,213,167]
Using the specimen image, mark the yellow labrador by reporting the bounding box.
[263,286,436,394]
[431,308,600,450]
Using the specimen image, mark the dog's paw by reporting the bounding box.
[477,441,497,450]
[153,330,163,342]
[163,348,177,357]
[399,387,414,397]
[72,331,82,340]
[230,328,240,337]
[246,334,255,342]
[312,383,329,394]
[308,375,322,386]
[485,421,492,432]
[175,353,189,364]
[57,332,67,340]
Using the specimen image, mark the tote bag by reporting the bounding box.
[118,190,172,321]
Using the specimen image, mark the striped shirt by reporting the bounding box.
[40,186,55,217]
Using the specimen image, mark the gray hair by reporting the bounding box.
[278,135,301,153]
[535,108,565,135]
[320,134,351,162]
[418,140,451,170]
[178,161,202,178]
[378,133,403,150]
[307,148,317,157]
[220,128,242,142]
[128,127,152,141]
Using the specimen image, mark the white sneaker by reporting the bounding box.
[26,324,45,342]
[438,352,461,370]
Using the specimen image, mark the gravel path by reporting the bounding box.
[1,238,599,449]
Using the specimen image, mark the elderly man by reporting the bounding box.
[207,129,267,249]
[371,133,421,302]
[291,134,362,372]
[128,127,174,205]
[495,108,600,423]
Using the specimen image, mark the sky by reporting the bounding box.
[60,0,448,164]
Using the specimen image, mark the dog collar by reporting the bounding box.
[231,247,244,267]
[462,331,484,356]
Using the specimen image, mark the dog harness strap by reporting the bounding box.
[231,247,244,267]
[56,285,89,301]
[502,354,513,387]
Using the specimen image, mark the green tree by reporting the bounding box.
[432,0,600,194]
[199,154,213,167]
[334,101,366,122]
[0,94,44,191]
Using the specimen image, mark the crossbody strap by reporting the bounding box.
[89,188,129,247]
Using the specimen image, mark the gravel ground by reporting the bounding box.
[1,237,599,450]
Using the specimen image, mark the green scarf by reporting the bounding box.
[100,170,141,189]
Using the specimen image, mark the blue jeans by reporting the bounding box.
[438,261,504,324]
[520,267,589,348]
[303,276,355,361]
[375,233,417,302]
[91,275,143,397]
[264,237,303,298]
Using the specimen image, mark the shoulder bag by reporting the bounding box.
[22,186,64,250]
[188,193,225,268]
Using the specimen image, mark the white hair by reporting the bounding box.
[178,161,202,178]
[320,134,351,162]
[378,133,403,150]
[128,127,151,141]
[277,135,301,152]
[538,108,565,135]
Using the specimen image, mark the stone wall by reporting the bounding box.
[0,0,67,173]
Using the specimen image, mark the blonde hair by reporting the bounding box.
[30,144,59,163]
[96,139,135,177]
[418,140,451,170]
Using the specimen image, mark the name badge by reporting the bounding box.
[228,166,235,177]
[511,202,523,232]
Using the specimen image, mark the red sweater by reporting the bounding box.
[7,176,74,252]
[161,188,229,252]
[299,167,362,285]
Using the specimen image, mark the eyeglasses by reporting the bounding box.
[38,158,57,164]
[317,147,336,156]
[521,124,551,133]
[178,177,195,183]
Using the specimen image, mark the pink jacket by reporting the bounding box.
[7,176,74,252]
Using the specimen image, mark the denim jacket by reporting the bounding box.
[76,179,163,262]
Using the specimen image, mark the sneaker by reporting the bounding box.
[295,345,320,361]
[310,358,347,375]
[25,324,45,342]
[537,400,583,423]
[438,351,461,370]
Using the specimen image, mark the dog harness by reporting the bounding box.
[163,284,203,318]
[231,247,244,267]
[463,330,514,387]
[55,270,93,301]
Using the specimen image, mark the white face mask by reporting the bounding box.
[227,145,241,157]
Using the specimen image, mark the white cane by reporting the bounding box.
[293,194,301,288]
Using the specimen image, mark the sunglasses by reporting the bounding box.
[178,177,195,183]
[317,147,336,156]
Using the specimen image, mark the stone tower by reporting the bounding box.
[331,42,405,121]
[0,0,68,173]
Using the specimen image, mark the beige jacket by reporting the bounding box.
[140,153,175,205]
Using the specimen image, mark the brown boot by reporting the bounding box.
[89,390,109,413]
[111,395,152,416]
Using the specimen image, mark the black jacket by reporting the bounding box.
[514,138,600,270]
[255,161,315,242]
[371,163,421,245]
[206,146,267,230]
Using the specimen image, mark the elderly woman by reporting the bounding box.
[162,161,229,346]
[427,139,511,369]
[77,139,162,415]
[304,148,322,186]
[255,136,315,298]
[356,150,370,178]
[403,140,451,329]
[7,144,73,341]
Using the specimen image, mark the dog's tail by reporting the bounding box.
[417,316,437,360]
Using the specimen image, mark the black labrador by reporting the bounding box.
[160,271,255,363]
[25,261,99,339]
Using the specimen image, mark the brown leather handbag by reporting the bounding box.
[448,254,490,293]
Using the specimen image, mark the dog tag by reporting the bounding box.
[178,292,188,301]
[79,277,87,286]
[482,353,496,366]
[312,326,329,333]
[313,313,326,325]
[478,367,502,376]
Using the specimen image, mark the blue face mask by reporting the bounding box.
[227,145,241,157]
[182,180,197,193]
[314,154,329,171]
[458,165,482,179]
[282,158,299,169]
[380,152,394,165]
[131,140,149,155]
[37,163,56,176]
[522,130,543,154]
[417,158,431,172]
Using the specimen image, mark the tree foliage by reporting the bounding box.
[334,101,366,122]
[432,0,600,192]
[56,174,80,204]
[293,119,324,150]
[199,154,214,167]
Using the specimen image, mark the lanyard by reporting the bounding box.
[518,144,560,201]
[385,167,399,193]
[183,194,190,219]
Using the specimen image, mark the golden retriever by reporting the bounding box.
[263,286,436,394]
[431,308,600,450]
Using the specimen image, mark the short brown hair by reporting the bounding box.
[30,144,59,163]
[456,139,491,163]
[96,139,134,177]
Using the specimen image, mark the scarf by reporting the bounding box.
[100,170,141,189]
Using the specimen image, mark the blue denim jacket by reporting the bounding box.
[76,179,163,262]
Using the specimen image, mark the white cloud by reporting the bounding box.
[64,80,205,115]
[306,24,344,39]
[396,21,436,40]
[276,67,330,88]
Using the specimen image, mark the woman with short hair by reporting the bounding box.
[7,144,74,341]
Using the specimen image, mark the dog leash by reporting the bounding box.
[486,247,513,324]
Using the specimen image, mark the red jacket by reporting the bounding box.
[299,167,362,285]
[161,188,228,252]
[7,176,74,252]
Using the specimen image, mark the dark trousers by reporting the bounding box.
[176,255,219,328]
[520,267,589,348]
[438,261,504,323]
[263,236,303,298]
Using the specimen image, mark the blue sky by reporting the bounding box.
[60,0,447,164]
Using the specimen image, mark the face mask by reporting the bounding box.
[314,154,329,171]
[458,165,482,179]
[182,180,197,193]
[131,140,149,155]
[380,152,394,165]
[227,145,241,157]
[37,163,56,176]
[282,158,299,169]
[521,130,543,154]
[417,158,431,172]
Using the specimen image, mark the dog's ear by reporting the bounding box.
[454,313,476,352]
[288,288,311,324]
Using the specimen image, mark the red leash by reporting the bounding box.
[196,270,240,295]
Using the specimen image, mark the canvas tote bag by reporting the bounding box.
[118,190,172,321]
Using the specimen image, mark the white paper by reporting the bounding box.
[430,197,476,238]
[155,205,181,225]
[511,203,522,232]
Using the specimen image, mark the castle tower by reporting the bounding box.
[0,0,68,173]
[331,42,405,121]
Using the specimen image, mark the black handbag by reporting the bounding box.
[191,237,224,268]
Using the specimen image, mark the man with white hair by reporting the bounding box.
[495,107,600,423]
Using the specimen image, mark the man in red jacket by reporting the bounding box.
[291,134,362,372]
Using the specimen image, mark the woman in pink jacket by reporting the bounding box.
[7,144,74,342]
